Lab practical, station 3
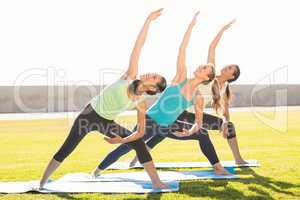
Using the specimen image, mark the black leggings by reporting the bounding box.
[53,104,152,165]
[97,114,220,170]
[177,111,237,139]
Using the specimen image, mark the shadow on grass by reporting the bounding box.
[2,168,299,200]
[141,168,300,200]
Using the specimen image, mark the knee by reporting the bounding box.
[227,122,236,139]
[131,139,152,164]
[196,129,210,140]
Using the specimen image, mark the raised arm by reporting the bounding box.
[172,11,200,84]
[122,8,163,80]
[207,19,236,66]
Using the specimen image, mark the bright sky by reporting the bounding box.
[0,0,298,86]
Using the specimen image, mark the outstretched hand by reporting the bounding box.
[191,11,200,25]
[104,133,125,144]
[222,19,236,31]
[147,8,163,21]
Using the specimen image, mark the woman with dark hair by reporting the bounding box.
[92,11,231,177]
[39,8,168,189]
[128,20,247,167]
[199,19,247,164]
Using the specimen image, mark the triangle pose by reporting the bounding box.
[93,13,247,177]
[39,9,168,190]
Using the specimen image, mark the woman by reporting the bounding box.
[39,9,168,189]
[129,20,247,167]
[198,19,247,164]
[93,11,231,177]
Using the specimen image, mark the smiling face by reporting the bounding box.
[139,73,166,95]
[193,64,215,82]
[221,64,239,82]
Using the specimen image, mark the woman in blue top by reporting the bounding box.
[93,11,230,176]
[128,20,248,167]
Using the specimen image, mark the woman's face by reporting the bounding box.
[221,64,237,80]
[139,73,163,93]
[194,64,213,81]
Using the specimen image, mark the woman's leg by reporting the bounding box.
[40,105,96,188]
[179,110,247,164]
[129,134,166,167]
[91,143,133,177]
[202,113,247,164]
[93,118,159,173]
[102,121,167,189]
[166,121,230,175]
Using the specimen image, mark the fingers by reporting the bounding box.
[223,19,236,30]
[153,8,164,13]
[229,18,236,25]
[149,8,164,20]
[194,11,200,18]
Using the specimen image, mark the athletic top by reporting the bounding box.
[187,80,229,114]
[90,79,141,120]
[147,79,194,127]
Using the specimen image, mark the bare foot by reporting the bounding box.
[213,164,232,176]
[235,159,248,165]
[129,157,138,168]
[214,167,232,176]
[39,179,47,190]
[91,167,101,178]
[152,181,169,189]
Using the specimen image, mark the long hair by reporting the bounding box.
[228,65,240,83]
[130,76,167,96]
[211,81,232,112]
[211,79,221,112]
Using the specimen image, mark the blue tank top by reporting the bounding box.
[147,79,194,127]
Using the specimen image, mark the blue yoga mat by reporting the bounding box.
[107,160,260,170]
[0,180,179,194]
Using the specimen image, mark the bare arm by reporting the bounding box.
[122,8,163,80]
[220,94,230,138]
[207,19,236,66]
[188,93,204,134]
[172,11,199,84]
[174,92,204,137]
[104,100,147,144]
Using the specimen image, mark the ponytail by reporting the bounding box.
[211,79,221,113]
[225,84,231,101]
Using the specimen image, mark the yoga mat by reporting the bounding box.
[107,160,260,170]
[59,169,238,183]
[0,180,178,194]
[0,169,238,194]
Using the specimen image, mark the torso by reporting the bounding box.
[147,79,195,127]
[187,80,228,114]
[90,79,142,120]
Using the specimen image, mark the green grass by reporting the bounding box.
[0,110,300,200]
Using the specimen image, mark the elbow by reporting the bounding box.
[136,131,145,139]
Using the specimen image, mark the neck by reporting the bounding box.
[216,75,227,85]
[189,77,205,89]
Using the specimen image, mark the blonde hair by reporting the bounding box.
[211,79,232,113]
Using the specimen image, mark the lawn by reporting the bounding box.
[0,110,300,200]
